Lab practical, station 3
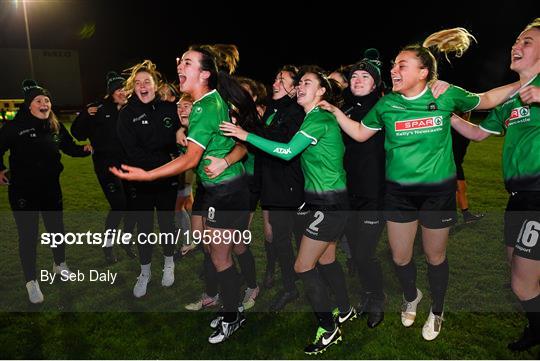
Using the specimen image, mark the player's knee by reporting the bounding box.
[511,273,538,301]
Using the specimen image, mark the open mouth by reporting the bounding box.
[178,74,186,85]
[391,76,402,86]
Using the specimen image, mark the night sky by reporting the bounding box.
[0,0,537,104]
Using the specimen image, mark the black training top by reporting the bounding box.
[0,109,89,185]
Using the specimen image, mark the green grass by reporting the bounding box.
[0,123,538,359]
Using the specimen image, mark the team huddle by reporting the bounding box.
[1,19,539,355]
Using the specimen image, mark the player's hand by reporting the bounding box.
[430,80,450,99]
[176,128,188,146]
[317,100,338,114]
[220,122,248,141]
[0,169,9,185]
[87,106,99,116]
[204,156,228,179]
[519,85,540,104]
[109,164,153,181]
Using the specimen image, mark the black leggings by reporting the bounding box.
[130,182,177,265]
[344,195,385,299]
[268,208,306,292]
[9,180,65,282]
[94,159,136,237]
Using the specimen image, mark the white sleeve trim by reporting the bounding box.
[299,130,318,145]
[361,122,382,131]
[187,137,206,150]
[478,125,501,135]
[463,95,482,112]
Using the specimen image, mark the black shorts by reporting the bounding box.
[191,182,207,217]
[384,192,457,229]
[199,177,250,230]
[303,203,348,242]
[504,191,540,260]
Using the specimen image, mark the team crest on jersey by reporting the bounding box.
[505,106,530,127]
[52,133,61,143]
[163,117,173,128]
[395,116,443,131]
[195,106,202,113]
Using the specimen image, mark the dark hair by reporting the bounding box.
[279,65,299,78]
[188,44,258,130]
[236,76,268,108]
[297,65,341,105]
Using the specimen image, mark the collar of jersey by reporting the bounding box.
[305,105,319,115]
[194,89,217,104]
[509,74,538,99]
[400,85,428,101]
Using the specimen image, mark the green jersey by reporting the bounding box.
[298,107,347,203]
[187,89,244,185]
[480,75,540,192]
[362,85,480,193]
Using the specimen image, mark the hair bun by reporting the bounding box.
[22,79,38,89]
[364,48,380,61]
[106,71,119,81]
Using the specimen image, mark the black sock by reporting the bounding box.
[203,252,218,297]
[297,268,334,330]
[318,261,350,313]
[217,265,240,322]
[461,208,469,213]
[237,247,257,289]
[427,258,449,316]
[394,260,417,302]
[520,293,540,335]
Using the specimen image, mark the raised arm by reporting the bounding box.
[476,81,521,110]
[450,113,491,141]
[317,100,378,142]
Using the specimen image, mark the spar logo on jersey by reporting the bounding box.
[395,116,443,132]
[505,106,530,127]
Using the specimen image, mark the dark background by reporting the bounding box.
[0,0,537,104]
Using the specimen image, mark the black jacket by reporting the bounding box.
[0,109,89,185]
[117,96,179,171]
[341,91,386,198]
[71,97,126,166]
[256,95,305,209]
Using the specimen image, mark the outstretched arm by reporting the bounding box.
[450,113,492,141]
[220,122,311,161]
[318,100,378,142]
[476,81,521,110]
[110,141,203,181]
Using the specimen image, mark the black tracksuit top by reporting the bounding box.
[71,97,126,166]
[341,91,386,198]
[0,110,89,185]
[117,95,179,171]
[256,95,305,209]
